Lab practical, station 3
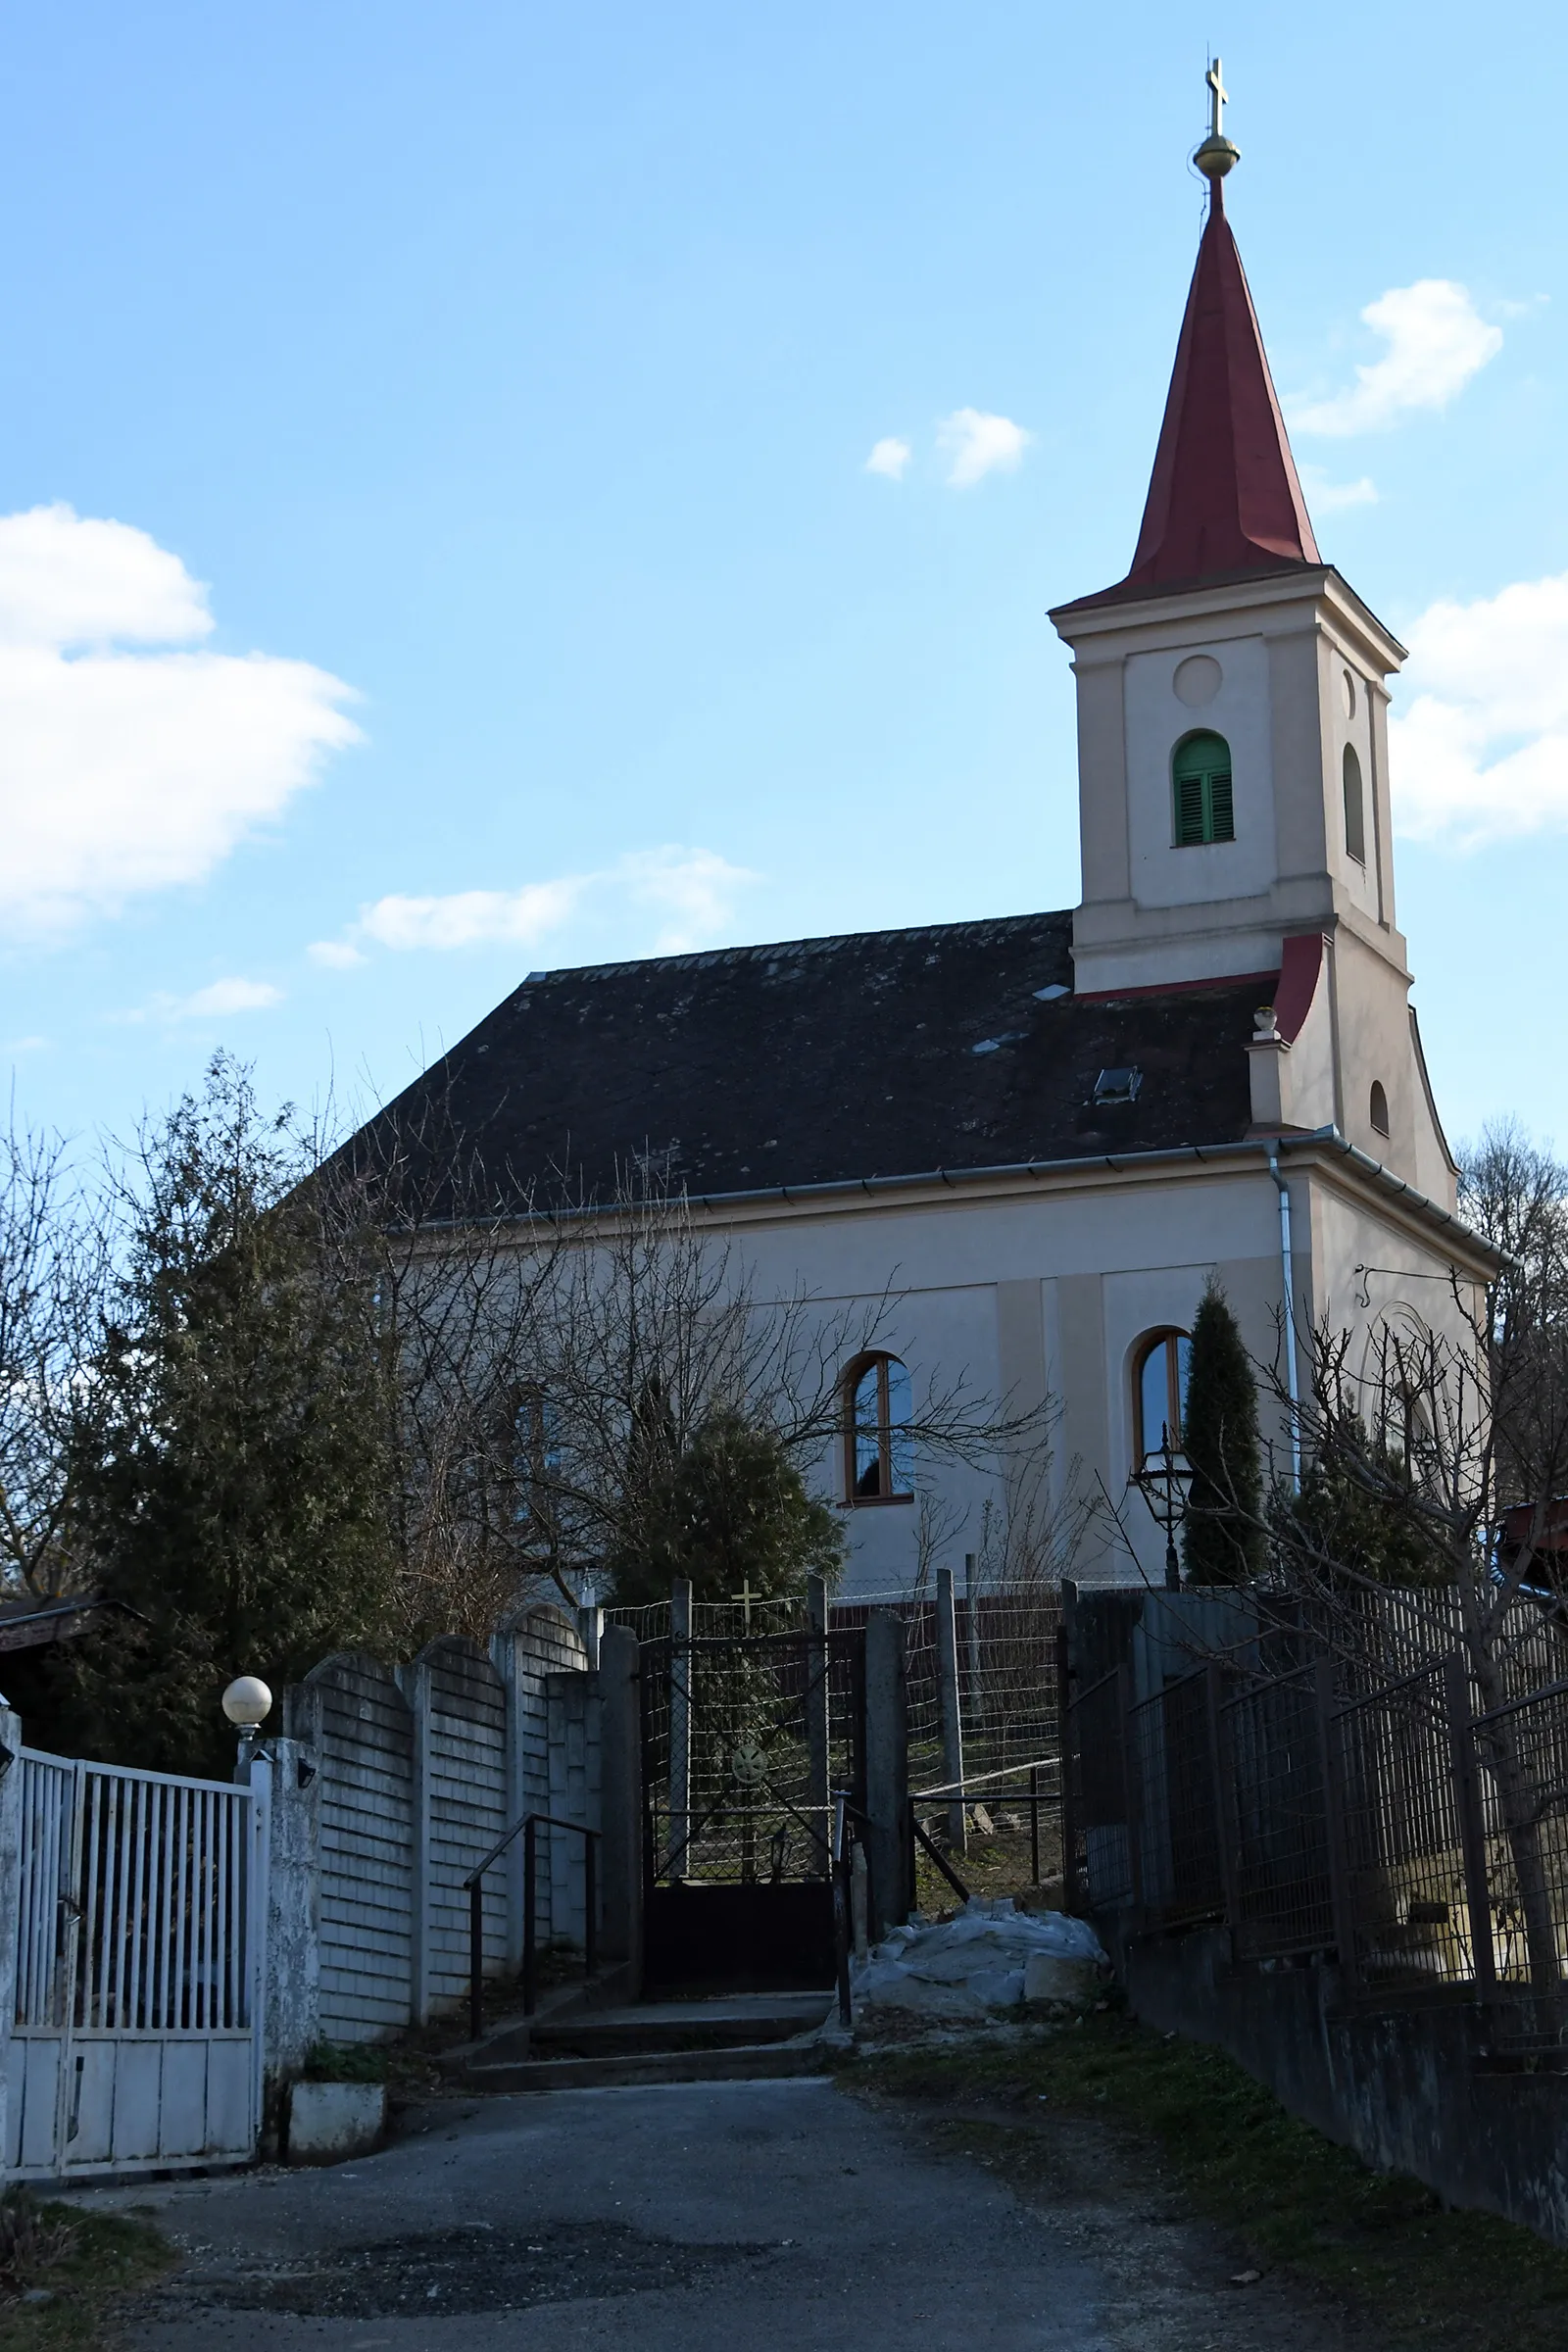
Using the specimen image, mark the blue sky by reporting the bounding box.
[3,3,1566,1162]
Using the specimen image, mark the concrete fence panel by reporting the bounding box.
[287,1653,416,2045]
[405,1638,509,2023]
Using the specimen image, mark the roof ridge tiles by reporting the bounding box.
[515,906,1073,990]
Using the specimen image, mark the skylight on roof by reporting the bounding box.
[1094,1066,1143,1104]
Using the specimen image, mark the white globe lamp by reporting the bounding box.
[221,1675,273,1738]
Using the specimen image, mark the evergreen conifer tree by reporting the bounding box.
[610,1407,845,1605]
[1181,1279,1265,1585]
[61,1056,398,1775]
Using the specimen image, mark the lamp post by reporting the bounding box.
[1133,1427,1193,1593]
[222,1674,273,1762]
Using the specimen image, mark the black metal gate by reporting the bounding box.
[639,1624,864,1992]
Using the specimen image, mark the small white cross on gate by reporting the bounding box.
[731,1577,759,1630]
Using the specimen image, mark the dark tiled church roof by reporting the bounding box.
[356,909,1264,1215]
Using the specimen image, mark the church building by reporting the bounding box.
[364,82,1493,1592]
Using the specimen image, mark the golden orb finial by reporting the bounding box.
[1193,56,1240,181]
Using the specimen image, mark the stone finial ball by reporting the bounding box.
[221,1674,273,1730]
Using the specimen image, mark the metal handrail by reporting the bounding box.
[832,1791,874,2028]
[907,1760,1058,1889]
[463,1811,601,2041]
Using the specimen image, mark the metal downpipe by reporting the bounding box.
[1268,1144,1303,1492]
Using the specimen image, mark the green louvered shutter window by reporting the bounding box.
[1172,731,1235,846]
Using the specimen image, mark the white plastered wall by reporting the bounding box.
[708,1150,1482,1592]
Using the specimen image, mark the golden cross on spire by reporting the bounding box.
[1195,55,1239,185]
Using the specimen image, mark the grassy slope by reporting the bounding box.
[852,2012,1568,2349]
[0,2203,172,2352]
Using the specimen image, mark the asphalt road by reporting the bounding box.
[72,2077,1350,2351]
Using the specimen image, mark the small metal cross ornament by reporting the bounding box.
[731,1577,759,1629]
[1205,57,1229,140]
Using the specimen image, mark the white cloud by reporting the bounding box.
[616,846,759,953]
[937,408,1033,488]
[1299,466,1379,513]
[325,846,759,964]
[1291,281,1501,437]
[864,436,912,481]
[120,976,285,1025]
[172,977,283,1017]
[1390,573,1568,846]
[0,503,361,933]
[358,877,587,954]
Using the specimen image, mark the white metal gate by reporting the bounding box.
[5,1750,265,2179]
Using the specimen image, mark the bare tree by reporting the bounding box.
[0,1119,104,1598]
[418,1155,1054,1604]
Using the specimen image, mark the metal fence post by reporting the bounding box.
[1314,1656,1360,1996]
[669,1578,693,1884]
[963,1551,982,1748]
[936,1566,967,1853]
[1118,1663,1146,1917]
[0,1702,21,2174]
[1058,1622,1080,1913]
[1444,1652,1497,2001]
[806,1574,831,1876]
[523,1816,539,2016]
[864,1611,910,1936]
[468,1878,485,2043]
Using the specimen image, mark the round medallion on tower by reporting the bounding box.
[1174,655,1222,708]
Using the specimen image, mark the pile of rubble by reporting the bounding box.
[850,1898,1108,2023]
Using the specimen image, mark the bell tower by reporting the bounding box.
[1049,68,1453,1203]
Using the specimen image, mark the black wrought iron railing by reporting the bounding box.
[462,1812,601,2041]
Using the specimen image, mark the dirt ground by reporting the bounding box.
[62,2070,1370,2351]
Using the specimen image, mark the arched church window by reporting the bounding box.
[845,1352,914,1502]
[1172,731,1235,846]
[1370,1081,1390,1138]
[1133,1329,1192,1467]
[1343,744,1366,864]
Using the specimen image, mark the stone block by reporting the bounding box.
[286,2081,386,2165]
[1023,1952,1100,2008]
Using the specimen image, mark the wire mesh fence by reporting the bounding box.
[638,1629,861,1887]
[1063,1617,1568,2023]
[1472,1679,1568,2002]
[608,1580,1063,1798]
[1218,1665,1335,1962]
[1334,1662,1477,1992]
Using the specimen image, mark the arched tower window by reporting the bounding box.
[1343,743,1366,864]
[845,1352,914,1502]
[1370,1081,1390,1138]
[1133,1329,1192,1467]
[1172,731,1234,846]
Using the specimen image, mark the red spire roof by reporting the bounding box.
[1122,179,1319,593]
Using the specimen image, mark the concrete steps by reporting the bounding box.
[449,1991,836,2095]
